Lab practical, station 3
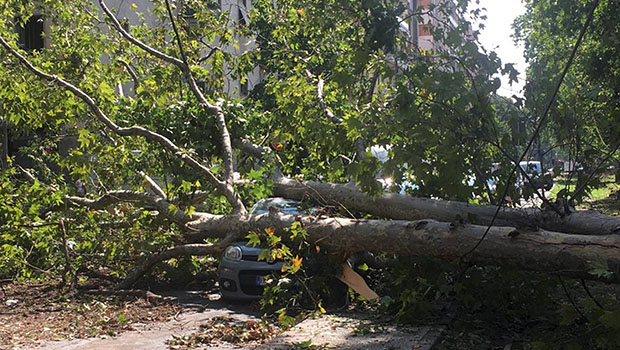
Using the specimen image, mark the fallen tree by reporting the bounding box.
[67,188,619,288]
[0,0,618,292]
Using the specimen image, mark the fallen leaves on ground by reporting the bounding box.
[0,280,179,349]
[166,315,278,349]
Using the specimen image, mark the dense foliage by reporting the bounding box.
[515,0,620,200]
[0,0,619,348]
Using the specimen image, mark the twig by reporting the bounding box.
[491,141,563,217]
[139,171,167,199]
[559,276,589,323]
[98,0,183,67]
[580,279,605,310]
[60,220,77,291]
[81,289,176,303]
[117,58,139,91]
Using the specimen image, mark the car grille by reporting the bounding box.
[242,254,259,261]
[238,270,272,295]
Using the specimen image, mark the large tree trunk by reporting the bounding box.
[184,212,620,285]
[272,177,620,235]
[66,183,620,288]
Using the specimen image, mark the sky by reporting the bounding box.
[471,0,527,97]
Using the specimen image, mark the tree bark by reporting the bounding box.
[184,212,620,284]
[272,177,620,235]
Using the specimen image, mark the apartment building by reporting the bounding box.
[405,0,464,51]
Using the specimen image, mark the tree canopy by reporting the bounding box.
[514,0,620,195]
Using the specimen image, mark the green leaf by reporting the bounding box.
[558,304,578,326]
[117,313,128,323]
[168,204,178,213]
[245,232,261,247]
[588,256,613,279]
[77,129,92,148]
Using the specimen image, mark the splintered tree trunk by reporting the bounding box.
[184,213,620,285]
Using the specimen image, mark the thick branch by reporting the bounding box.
[98,0,184,67]
[98,0,242,211]
[232,138,272,159]
[139,171,167,199]
[160,0,237,195]
[272,177,620,235]
[305,70,343,124]
[66,190,192,224]
[117,243,225,289]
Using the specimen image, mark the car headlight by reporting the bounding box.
[223,246,242,261]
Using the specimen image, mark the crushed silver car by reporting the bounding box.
[217,198,306,300]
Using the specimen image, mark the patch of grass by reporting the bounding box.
[549,175,620,206]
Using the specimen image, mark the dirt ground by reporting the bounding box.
[0,281,181,349]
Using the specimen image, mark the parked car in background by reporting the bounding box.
[217,198,306,300]
[518,161,554,190]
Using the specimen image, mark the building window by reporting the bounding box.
[418,23,431,36]
[237,8,247,26]
[240,80,248,96]
[17,15,44,50]
[417,0,432,8]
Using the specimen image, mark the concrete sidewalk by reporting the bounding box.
[33,291,444,350]
[256,314,443,350]
[35,313,443,350]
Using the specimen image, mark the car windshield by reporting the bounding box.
[250,198,304,215]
